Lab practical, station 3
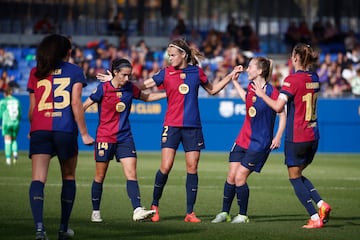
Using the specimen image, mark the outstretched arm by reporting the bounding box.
[139,90,167,102]
[231,74,246,102]
[72,83,94,146]
[203,65,243,95]
[96,70,113,82]
[96,71,157,91]
[270,109,286,150]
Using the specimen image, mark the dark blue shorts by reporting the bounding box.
[29,130,78,161]
[284,140,318,167]
[94,140,137,162]
[229,143,270,173]
[160,126,205,152]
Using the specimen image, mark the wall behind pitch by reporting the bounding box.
[6,96,360,153]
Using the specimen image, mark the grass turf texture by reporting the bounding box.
[0,151,359,240]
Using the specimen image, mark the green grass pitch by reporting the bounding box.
[0,151,359,239]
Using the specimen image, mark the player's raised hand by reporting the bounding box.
[96,70,112,82]
[250,80,266,98]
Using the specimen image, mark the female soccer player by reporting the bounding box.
[211,57,286,224]
[252,43,331,228]
[28,34,94,240]
[97,39,241,222]
[0,86,21,165]
[83,58,166,223]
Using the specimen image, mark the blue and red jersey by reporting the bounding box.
[236,82,279,152]
[27,61,87,134]
[280,70,320,143]
[89,81,141,143]
[152,65,208,127]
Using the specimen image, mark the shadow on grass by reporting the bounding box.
[3,217,205,239]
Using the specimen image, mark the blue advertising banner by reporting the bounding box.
[5,96,360,153]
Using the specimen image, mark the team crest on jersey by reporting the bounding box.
[180,73,186,79]
[252,96,257,102]
[98,150,104,157]
[248,106,256,117]
[178,83,189,94]
[117,91,122,98]
[116,102,126,112]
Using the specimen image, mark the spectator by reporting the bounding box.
[317,62,331,92]
[324,62,351,97]
[172,16,187,37]
[226,16,240,44]
[344,30,359,52]
[81,60,97,83]
[0,71,8,92]
[284,21,300,49]
[323,20,338,44]
[0,48,16,70]
[350,67,360,97]
[239,18,255,51]
[108,12,125,36]
[312,20,325,44]
[1,70,20,90]
[298,20,312,44]
[93,58,106,76]
[33,14,54,34]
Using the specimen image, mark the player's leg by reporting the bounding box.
[286,141,323,228]
[183,128,204,223]
[183,150,201,223]
[212,144,244,223]
[231,164,251,224]
[91,161,109,222]
[3,129,12,165]
[29,131,53,238]
[121,157,155,221]
[11,125,20,163]
[30,154,51,235]
[150,147,175,221]
[56,132,78,237]
[91,142,115,222]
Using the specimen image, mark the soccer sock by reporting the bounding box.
[186,172,198,214]
[11,140,18,159]
[317,200,324,208]
[221,181,235,213]
[91,181,103,211]
[301,176,322,203]
[126,180,141,209]
[152,170,168,206]
[59,179,76,232]
[4,139,11,159]
[289,178,317,216]
[235,183,249,216]
[29,180,45,231]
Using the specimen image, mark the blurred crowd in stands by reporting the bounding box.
[1,16,360,98]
